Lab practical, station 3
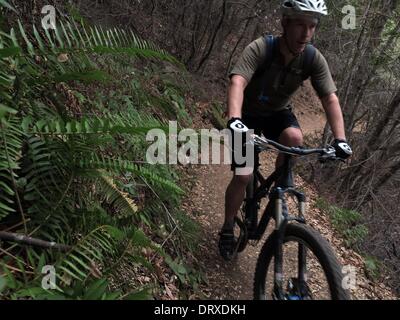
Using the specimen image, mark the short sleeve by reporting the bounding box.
[229,36,267,83]
[310,49,337,98]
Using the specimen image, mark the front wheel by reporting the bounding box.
[253,223,351,300]
[234,216,248,253]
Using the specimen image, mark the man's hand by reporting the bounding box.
[332,139,352,159]
[227,117,250,153]
[227,117,249,133]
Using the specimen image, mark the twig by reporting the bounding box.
[3,219,31,232]
[140,176,179,231]
[149,225,180,264]
[28,173,75,239]
[0,231,71,252]
[3,264,35,275]
[0,246,33,270]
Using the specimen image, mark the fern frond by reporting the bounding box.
[53,70,110,83]
[23,136,64,202]
[11,18,182,67]
[137,200,165,221]
[0,116,23,221]
[0,0,17,12]
[0,37,17,104]
[78,155,184,195]
[23,115,166,136]
[0,46,21,58]
[96,171,139,219]
[21,135,74,242]
[56,225,123,283]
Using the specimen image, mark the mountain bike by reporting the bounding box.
[232,134,351,300]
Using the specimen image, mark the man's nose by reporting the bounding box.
[302,26,313,40]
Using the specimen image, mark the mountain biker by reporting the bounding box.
[219,0,353,261]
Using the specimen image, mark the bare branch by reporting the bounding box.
[0,231,72,252]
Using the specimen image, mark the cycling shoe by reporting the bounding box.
[218,229,237,261]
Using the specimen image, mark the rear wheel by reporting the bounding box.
[253,223,350,300]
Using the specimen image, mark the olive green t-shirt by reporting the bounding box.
[229,35,337,116]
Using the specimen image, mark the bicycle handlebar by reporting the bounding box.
[249,134,343,162]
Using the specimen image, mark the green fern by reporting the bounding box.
[0,11,194,300]
[77,155,184,195]
[0,17,183,105]
[56,225,124,285]
[22,115,166,136]
[22,136,67,202]
[0,0,16,12]
[96,171,139,220]
[0,116,23,220]
[0,34,23,221]
[12,18,182,66]
[21,135,74,242]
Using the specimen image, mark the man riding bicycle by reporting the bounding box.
[219,0,353,260]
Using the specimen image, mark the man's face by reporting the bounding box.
[283,16,318,54]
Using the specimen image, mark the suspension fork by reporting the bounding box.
[296,193,308,285]
[272,187,287,299]
[272,187,308,299]
[298,243,307,282]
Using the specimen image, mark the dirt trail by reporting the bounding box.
[182,82,397,300]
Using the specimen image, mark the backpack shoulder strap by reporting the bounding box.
[252,35,278,77]
[302,44,316,80]
[262,35,278,73]
[255,35,279,103]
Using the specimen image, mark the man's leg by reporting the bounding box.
[276,127,303,168]
[219,168,252,260]
[223,168,253,230]
[222,127,302,231]
[219,114,259,259]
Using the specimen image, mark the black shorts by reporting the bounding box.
[230,108,300,171]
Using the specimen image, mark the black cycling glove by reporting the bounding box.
[227,117,249,134]
[227,117,250,147]
[332,139,352,159]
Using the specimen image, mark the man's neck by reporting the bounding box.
[278,36,298,66]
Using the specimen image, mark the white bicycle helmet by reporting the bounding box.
[281,0,328,18]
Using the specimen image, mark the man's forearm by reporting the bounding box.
[322,94,346,140]
[227,77,247,119]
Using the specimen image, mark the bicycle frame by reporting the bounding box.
[244,149,307,241]
[243,148,309,299]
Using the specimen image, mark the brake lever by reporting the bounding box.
[246,134,271,151]
[319,146,339,163]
